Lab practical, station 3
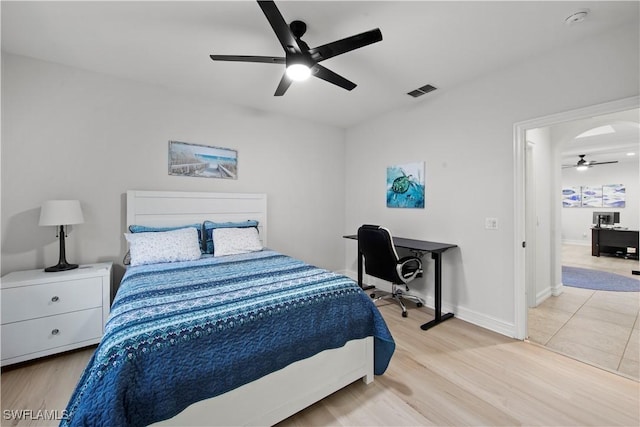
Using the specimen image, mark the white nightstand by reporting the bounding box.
[1,262,112,366]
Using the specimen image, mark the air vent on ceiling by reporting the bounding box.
[407,84,437,98]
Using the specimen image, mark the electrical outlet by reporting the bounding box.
[485,218,498,230]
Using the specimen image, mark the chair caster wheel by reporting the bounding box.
[402,311,408,318]
[417,302,423,308]
[370,293,375,298]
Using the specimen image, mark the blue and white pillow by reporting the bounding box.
[129,223,204,252]
[123,223,205,264]
[124,227,202,266]
[213,227,263,257]
[203,220,259,254]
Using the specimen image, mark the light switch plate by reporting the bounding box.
[485,218,498,230]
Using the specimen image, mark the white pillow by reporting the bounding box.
[124,227,202,266]
[213,227,263,257]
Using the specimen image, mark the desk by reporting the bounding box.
[591,228,639,260]
[343,234,457,330]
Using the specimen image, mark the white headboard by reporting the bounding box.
[126,190,267,246]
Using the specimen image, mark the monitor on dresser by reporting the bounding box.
[592,211,620,228]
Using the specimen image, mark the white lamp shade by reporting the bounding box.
[39,200,84,226]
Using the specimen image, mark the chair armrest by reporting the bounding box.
[396,256,423,284]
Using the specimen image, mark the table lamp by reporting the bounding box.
[39,200,84,272]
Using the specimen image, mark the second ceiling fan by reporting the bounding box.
[210,0,382,96]
[563,154,618,170]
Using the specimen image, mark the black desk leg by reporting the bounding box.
[420,252,454,330]
[357,250,375,291]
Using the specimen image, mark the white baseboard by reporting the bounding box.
[532,283,564,307]
[551,282,564,296]
[535,287,552,306]
[451,305,516,337]
[562,239,591,246]
[342,270,517,338]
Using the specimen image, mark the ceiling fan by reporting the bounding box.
[562,154,618,170]
[209,0,382,96]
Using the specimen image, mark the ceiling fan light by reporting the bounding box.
[576,165,589,171]
[286,64,311,81]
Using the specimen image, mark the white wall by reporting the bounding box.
[344,23,639,336]
[561,161,639,244]
[1,54,346,281]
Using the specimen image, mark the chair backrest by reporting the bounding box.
[357,224,401,283]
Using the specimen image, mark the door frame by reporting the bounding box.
[525,140,537,309]
[512,96,639,340]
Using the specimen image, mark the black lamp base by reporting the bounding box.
[44,225,78,273]
[45,262,79,272]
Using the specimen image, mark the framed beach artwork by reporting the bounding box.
[168,141,237,179]
[386,162,425,208]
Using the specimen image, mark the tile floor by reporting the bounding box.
[528,244,640,380]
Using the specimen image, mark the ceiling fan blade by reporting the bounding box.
[274,73,293,96]
[592,161,619,166]
[311,64,356,91]
[210,55,285,64]
[257,0,301,54]
[308,28,382,62]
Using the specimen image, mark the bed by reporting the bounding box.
[61,190,395,427]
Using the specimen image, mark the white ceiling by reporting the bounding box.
[556,108,640,167]
[2,1,639,129]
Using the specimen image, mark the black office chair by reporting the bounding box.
[358,224,425,317]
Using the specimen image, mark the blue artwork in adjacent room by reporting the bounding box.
[603,184,625,208]
[562,187,581,207]
[581,185,603,207]
[562,184,626,208]
[387,162,425,208]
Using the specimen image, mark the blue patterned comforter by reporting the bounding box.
[62,250,395,427]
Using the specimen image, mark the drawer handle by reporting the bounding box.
[51,328,60,335]
[51,296,60,303]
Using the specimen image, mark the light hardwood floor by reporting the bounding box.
[2,301,639,426]
[528,244,640,380]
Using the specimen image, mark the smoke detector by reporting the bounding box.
[565,9,589,25]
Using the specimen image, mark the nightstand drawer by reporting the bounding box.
[1,308,103,361]
[1,277,102,324]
